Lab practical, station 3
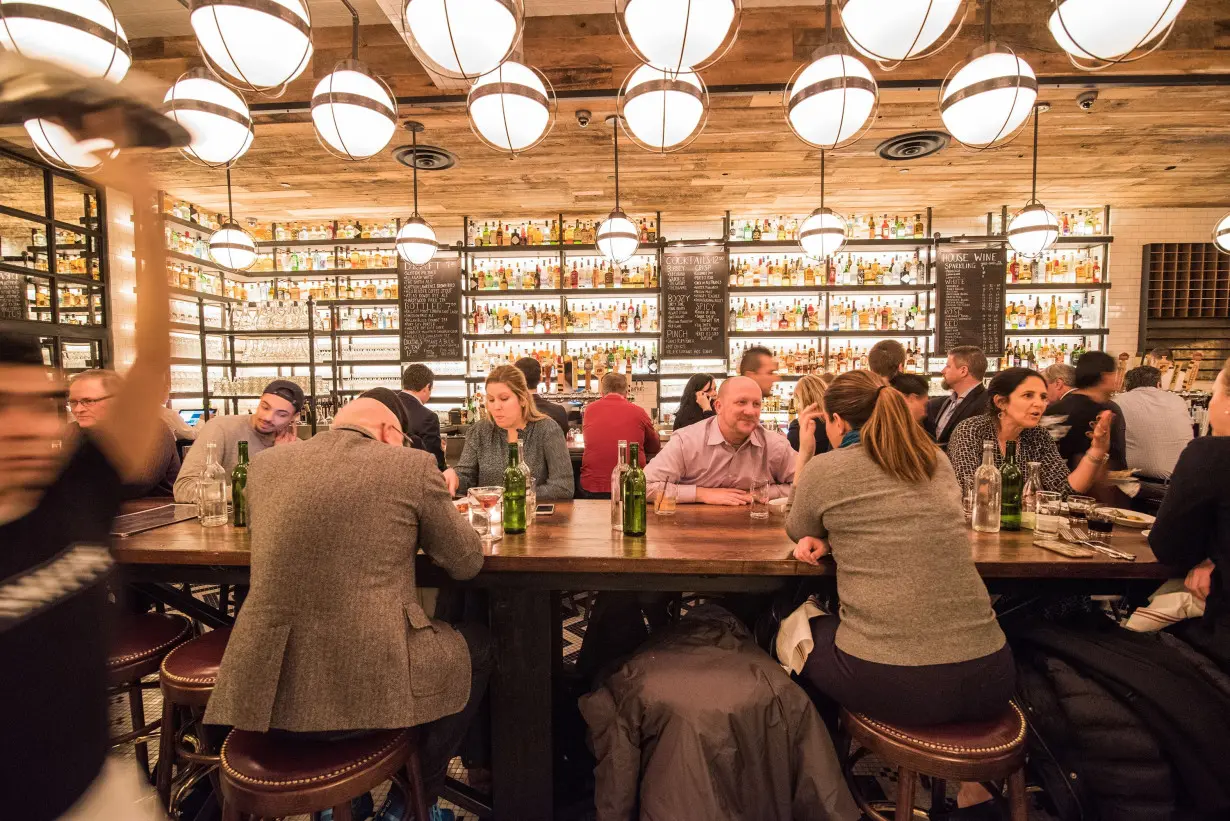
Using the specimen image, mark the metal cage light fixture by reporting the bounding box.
[1006,105,1059,258]
[839,0,966,71]
[0,0,131,81]
[618,63,709,154]
[209,167,257,271]
[798,150,847,260]
[938,0,1037,150]
[311,1,397,161]
[1049,0,1187,71]
[1214,212,1230,256]
[395,121,439,265]
[614,0,741,75]
[402,0,523,82]
[596,115,640,264]
[467,60,556,156]
[164,68,255,168]
[188,0,313,97]
[784,0,879,151]
[24,118,117,171]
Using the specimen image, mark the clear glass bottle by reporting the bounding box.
[197,442,229,527]
[610,440,629,531]
[971,442,1002,534]
[1020,461,1042,530]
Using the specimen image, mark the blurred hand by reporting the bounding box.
[443,468,460,497]
[696,487,751,506]
[696,390,713,413]
[793,536,830,566]
[1087,410,1113,456]
[798,403,822,456]
[274,426,299,446]
[1186,559,1215,601]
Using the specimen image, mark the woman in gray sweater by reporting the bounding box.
[453,365,574,500]
[785,370,1012,726]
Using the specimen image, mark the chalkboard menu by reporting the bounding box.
[0,272,25,320]
[662,245,728,358]
[936,245,1006,356]
[399,255,462,361]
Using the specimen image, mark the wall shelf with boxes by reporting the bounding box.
[1139,241,1230,384]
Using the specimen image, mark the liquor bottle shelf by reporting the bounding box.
[1004,282,1111,291]
[822,330,934,338]
[161,212,216,234]
[729,238,931,252]
[166,249,241,275]
[463,288,661,298]
[331,329,401,336]
[333,359,403,366]
[463,332,660,341]
[1003,328,1109,337]
[727,285,934,294]
[318,298,400,306]
[245,267,401,279]
[255,236,402,249]
[169,286,240,304]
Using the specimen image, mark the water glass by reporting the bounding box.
[1035,492,1063,535]
[750,479,770,520]
[526,478,538,525]
[655,481,678,515]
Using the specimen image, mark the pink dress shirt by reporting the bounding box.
[644,415,796,502]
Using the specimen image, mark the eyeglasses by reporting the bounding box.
[67,395,112,410]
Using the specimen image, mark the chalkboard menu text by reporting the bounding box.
[0,272,25,321]
[662,246,728,358]
[399,256,463,361]
[936,246,1006,356]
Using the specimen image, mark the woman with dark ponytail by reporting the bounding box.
[784,370,1013,739]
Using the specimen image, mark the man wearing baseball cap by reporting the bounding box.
[173,379,304,502]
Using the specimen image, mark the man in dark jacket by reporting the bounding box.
[398,363,447,470]
[515,357,569,435]
[926,346,989,447]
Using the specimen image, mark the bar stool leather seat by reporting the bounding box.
[159,626,230,705]
[107,612,194,685]
[841,703,1029,820]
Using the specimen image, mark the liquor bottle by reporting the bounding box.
[611,440,629,532]
[231,440,250,527]
[621,442,647,536]
[913,213,924,239]
[1000,440,1023,532]
[503,441,527,534]
[197,442,229,527]
[971,442,1002,533]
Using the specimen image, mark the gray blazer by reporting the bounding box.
[454,417,574,500]
[205,425,484,733]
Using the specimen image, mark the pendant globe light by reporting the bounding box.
[209,168,257,271]
[311,3,397,161]
[395,122,438,266]
[402,0,523,82]
[0,0,131,81]
[164,68,254,168]
[939,0,1036,150]
[618,64,708,154]
[596,115,640,264]
[24,118,116,171]
[1214,213,1230,255]
[1049,0,1187,71]
[1006,105,1059,259]
[615,0,741,74]
[467,60,556,156]
[784,0,878,150]
[189,0,313,97]
[799,150,847,260]
[839,0,966,71]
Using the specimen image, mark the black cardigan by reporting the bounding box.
[672,404,715,431]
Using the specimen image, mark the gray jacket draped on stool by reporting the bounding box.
[204,425,484,733]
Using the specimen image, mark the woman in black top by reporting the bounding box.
[787,372,833,456]
[672,373,716,431]
[1149,357,1230,669]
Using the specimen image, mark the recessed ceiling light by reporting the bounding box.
[899,168,909,174]
[279,182,292,188]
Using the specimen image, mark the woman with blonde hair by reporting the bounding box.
[785,369,1012,732]
[788,372,835,472]
[451,365,573,499]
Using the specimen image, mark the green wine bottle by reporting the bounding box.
[232,440,249,528]
[622,442,647,536]
[1000,439,1023,532]
[503,441,526,534]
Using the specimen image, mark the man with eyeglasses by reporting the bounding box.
[68,369,180,497]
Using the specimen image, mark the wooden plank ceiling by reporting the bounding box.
[4,0,1230,225]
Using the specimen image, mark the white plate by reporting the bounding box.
[1101,507,1155,527]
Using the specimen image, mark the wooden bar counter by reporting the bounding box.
[112,501,1176,821]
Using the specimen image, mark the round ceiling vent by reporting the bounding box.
[875,131,949,161]
[392,144,457,171]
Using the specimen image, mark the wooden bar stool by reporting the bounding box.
[219,727,430,821]
[107,612,194,779]
[840,703,1029,821]
[155,626,232,811]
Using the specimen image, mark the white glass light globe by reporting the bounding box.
[1050,0,1186,66]
[840,0,963,66]
[0,0,131,81]
[799,207,847,259]
[1007,204,1060,258]
[403,0,522,80]
[311,61,397,161]
[1214,212,1230,255]
[785,50,878,149]
[209,223,257,270]
[164,70,255,168]
[396,217,438,265]
[940,45,1037,149]
[190,0,313,94]
[619,0,738,72]
[597,210,640,264]
[467,61,554,155]
[619,64,707,153]
[24,118,116,171]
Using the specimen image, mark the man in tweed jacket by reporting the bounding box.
[205,397,489,804]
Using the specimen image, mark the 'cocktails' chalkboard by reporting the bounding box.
[662,245,728,358]
[936,245,1006,356]
[399,255,462,361]
[0,272,25,320]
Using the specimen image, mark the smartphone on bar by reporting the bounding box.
[535,504,555,516]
